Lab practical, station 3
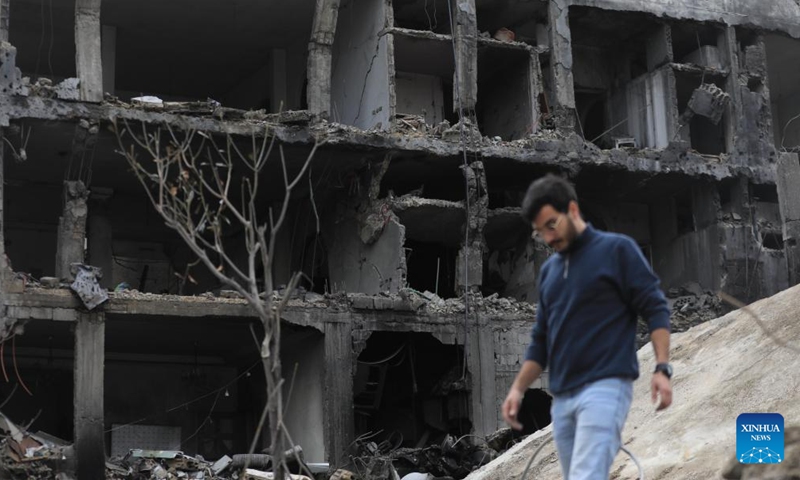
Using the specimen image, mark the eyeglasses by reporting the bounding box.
[532,214,564,241]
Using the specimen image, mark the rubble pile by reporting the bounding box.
[111,286,333,309]
[340,433,497,480]
[0,412,71,480]
[634,282,726,347]
[667,285,725,332]
[422,291,536,317]
[104,450,238,480]
[0,410,325,480]
[468,283,800,479]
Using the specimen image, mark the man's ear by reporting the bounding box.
[568,200,581,219]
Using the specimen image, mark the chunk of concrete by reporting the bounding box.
[211,455,232,475]
[54,78,81,101]
[687,83,730,125]
[349,294,374,310]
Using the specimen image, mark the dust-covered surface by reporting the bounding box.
[467,283,800,479]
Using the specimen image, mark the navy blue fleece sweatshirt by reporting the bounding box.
[524,225,671,395]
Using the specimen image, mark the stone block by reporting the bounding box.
[373,296,393,310]
[349,294,374,310]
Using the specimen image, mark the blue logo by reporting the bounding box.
[737,413,784,464]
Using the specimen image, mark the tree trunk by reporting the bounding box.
[264,313,286,478]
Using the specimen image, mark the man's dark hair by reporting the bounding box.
[520,174,578,223]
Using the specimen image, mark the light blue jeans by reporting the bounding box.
[551,377,634,480]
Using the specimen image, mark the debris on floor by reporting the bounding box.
[0,411,329,480]
[636,282,726,347]
[105,445,323,480]
[342,433,496,480]
[0,411,72,480]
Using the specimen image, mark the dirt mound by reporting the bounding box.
[467,285,800,479]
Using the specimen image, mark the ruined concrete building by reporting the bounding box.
[1,0,800,477]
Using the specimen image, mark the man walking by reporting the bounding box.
[502,174,673,479]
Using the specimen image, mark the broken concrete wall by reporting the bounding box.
[734,84,776,166]
[282,330,326,463]
[330,0,391,129]
[599,202,651,245]
[327,215,406,294]
[0,41,22,96]
[719,222,761,302]
[493,320,546,428]
[764,34,800,150]
[777,153,800,285]
[609,66,678,149]
[715,178,789,302]
[650,184,721,292]
[487,239,539,304]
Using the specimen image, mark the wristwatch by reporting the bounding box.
[654,363,673,379]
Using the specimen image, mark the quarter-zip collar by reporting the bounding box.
[557,224,596,279]
[559,223,597,255]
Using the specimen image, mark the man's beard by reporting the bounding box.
[555,216,579,252]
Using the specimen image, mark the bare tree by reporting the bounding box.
[112,118,320,478]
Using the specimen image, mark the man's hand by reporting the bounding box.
[651,372,672,411]
[502,388,525,430]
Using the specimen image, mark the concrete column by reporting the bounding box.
[323,320,353,466]
[55,181,89,281]
[645,24,672,72]
[529,51,543,134]
[0,127,7,289]
[0,42,20,95]
[74,311,105,480]
[0,0,10,42]
[719,27,743,158]
[101,25,116,96]
[777,153,800,286]
[547,0,576,130]
[467,321,497,438]
[456,161,486,293]
[452,0,478,112]
[88,201,113,289]
[75,0,103,102]
[307,0,340,115]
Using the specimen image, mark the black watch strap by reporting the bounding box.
[654,363,672,379]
